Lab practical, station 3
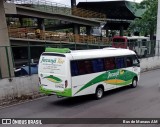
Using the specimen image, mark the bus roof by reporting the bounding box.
[70,48,135,60]
[126,36,149,39]
[113,36,149,40]
[44,48,135,60]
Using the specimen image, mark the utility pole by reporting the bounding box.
[71,0,76,8]
[156,0,160,55]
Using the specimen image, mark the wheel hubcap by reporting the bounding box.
[97,89,102,98]
[133,80,137,87]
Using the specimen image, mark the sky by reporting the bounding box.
[48,0,144,6]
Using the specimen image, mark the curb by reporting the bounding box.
[0,93,45,108]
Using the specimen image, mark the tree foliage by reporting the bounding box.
[129,0,158,38]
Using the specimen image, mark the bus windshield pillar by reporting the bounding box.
[120,26,124,36]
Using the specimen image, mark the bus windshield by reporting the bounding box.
[113,38,125,42]
[112,37,127,48]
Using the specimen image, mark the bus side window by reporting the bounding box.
[84,60,93,74]
[77,61,86,75]
[92,58,104,72]
[126,57,133,67]
[77,60,94,75]
[71,61,79,76]
[104,57,116,70]
[116,57,125,69]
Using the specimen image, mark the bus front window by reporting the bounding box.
[113,38,125,43]
[112,38,126,48]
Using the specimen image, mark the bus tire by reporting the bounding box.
[130,77,138,88]
[95,86,104,99]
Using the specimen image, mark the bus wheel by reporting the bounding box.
[95,86,104,99]
[131,78,137,88]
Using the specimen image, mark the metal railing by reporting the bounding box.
[0,42,111,79]
[72,7,106,19]
[0,40,160,80]
[7,0,71,15]
[6,0,106,19]
[8,27,110,44]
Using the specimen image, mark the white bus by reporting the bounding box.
[112,36,151,57]
[38,48,140,99]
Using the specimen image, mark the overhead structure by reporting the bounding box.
[0,0,14,78]
[77,0,144,20]
[4,1,101,35]
[77,0,145,32]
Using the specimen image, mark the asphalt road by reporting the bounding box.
[0,69,160,127]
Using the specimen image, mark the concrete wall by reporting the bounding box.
[4,3,17,14]
[0,75,39,105]
[140,56,160,72]
[0,56,160,104]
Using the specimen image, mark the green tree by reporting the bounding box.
[129,0,158,40]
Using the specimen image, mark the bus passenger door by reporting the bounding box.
[104,57,117,89]
[132,55,140,79]
[115,57,126,88]
[126,56,135,85]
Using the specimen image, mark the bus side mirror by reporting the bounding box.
[133,63,140,67]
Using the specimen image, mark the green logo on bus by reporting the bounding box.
[41,57,57,64]
[44,75,62,83]
[108,71,119,78]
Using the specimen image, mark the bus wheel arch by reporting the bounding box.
[131,76,138,88]
[95,85,104,99]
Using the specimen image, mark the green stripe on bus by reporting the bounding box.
[40,86,72,97]
[75,69,136,95]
